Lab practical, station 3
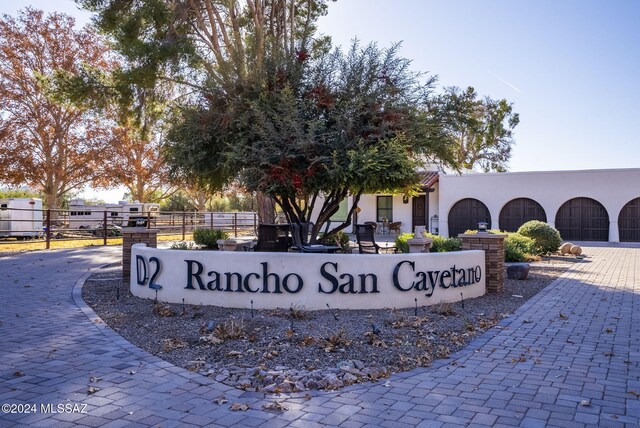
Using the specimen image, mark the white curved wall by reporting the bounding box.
[438,168,640,242]
[130,244,486,310]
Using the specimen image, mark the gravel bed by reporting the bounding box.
[83,255,580,393]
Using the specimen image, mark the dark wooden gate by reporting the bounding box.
[619,198,640,242]
[499,198,547,232]
[448,198,491,237]
[412,195,426,230]
[555,197,609,241]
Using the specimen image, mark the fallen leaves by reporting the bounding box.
[512,354,527,363]
[559,313,569,320]
[87,386,100,395]
[153,303,176,317]
[230,403,249,411]
[161,337,188,352]
[198,334,223,345]
[262,401,289,412]
[213,395,228,405]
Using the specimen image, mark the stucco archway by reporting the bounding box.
[555,197,609,241]
[499,198,547,232]
[618,197,640,242]
[448,198,491,237]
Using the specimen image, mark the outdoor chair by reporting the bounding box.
[254,224,291,252]
[355,223,397,254]
[388,221,402,234]
[290,222,332,253]
[364,221,378,233]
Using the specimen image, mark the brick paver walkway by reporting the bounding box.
[1,245,639,427]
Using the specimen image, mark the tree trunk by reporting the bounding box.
[256,191,275,224]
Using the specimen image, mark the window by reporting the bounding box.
[376,196,393,222]
[330,199,349,222]
[1,204,7,210]
[129,207,139,212]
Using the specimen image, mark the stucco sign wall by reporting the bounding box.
[130,244,486,310]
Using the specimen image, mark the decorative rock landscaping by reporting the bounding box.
[83,255,578,393]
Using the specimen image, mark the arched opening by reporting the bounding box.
[448,198,491,237]
[499,198,547,232]
[555,197,609,241]
[618,197,640,242]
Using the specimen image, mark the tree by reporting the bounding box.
[431,86,519,172]
[0,187,41,199]
[0,9,116,209]
[165,41,456,241]
[78,0,334,222]
[103,84,177,203]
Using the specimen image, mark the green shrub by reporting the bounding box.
[193,228,229,249]
[395,233,415,253]
[320,231,351,253]
[426,233,462,252]
[170,241,194,250]
[517,220,562,255]
[504,233,536,262]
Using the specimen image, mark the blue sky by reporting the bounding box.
[2,1,639,201]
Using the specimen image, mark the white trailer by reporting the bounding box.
[0,198,44,238]
[68,199,160,228]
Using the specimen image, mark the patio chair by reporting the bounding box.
[364,221,378,233]
[254,224,291,252]
[290,222,331,253]
[388,221,402,234]
[355,223,397,254]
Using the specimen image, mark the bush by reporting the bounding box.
[395,232,462,253]
[170,241,194,250]
[426,233,462,252]
[517,220,562,255]
[504,233,537,262]
[395,233,414,253]
[320,231,351,253]
[193,228,229,249]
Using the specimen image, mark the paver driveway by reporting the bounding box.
[0,245,639,427]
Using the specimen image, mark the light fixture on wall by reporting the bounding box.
[402,195,409,204]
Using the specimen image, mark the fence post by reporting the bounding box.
[45,209,51,250]
[253,213,257,235]
[234,213,238,237]
[210,212,213,231]
[103,210,107,246]
[182,211,186,241]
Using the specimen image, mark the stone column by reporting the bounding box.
[458,233,506,293]
[122,228,159,281]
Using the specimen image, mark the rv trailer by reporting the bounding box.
[0,198,44,238]
[68,200,160,228]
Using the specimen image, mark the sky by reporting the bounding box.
[1,1,639,202]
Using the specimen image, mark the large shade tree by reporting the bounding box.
[431,86,519,172]
[0,9,116,209]
[165,42,457,241]
[78,0,334,222]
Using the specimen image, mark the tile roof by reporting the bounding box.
[419,171,439,188]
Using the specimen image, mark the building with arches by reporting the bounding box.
[322,168,640,243]
[437,168,640,242]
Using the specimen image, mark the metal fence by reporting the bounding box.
[0,207,258,248]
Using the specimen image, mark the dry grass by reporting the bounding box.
[0,233,191,252]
